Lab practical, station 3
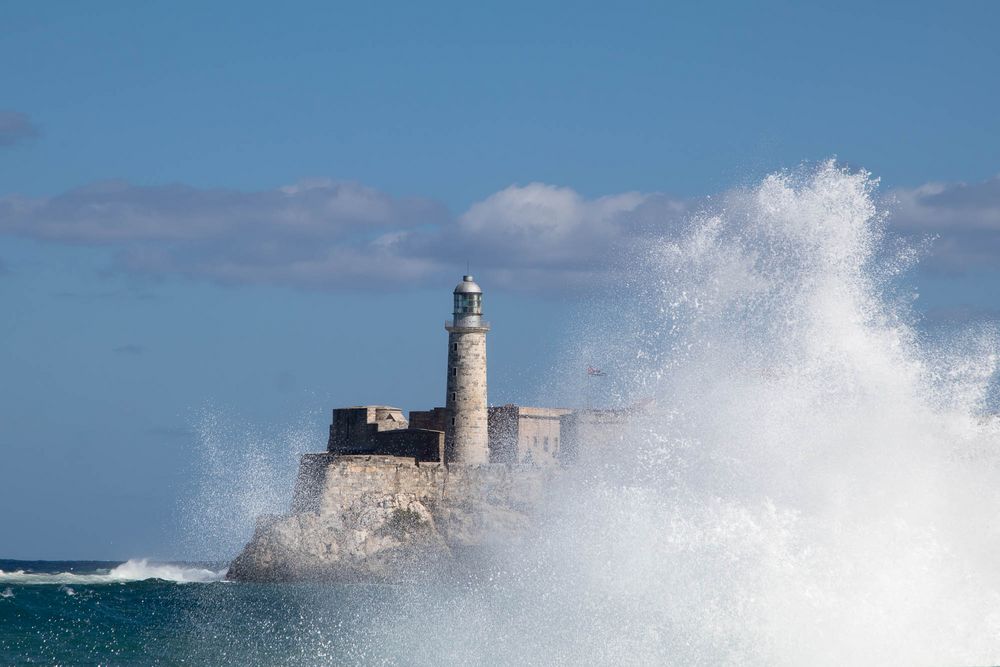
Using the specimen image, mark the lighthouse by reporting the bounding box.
[445,275,490,464]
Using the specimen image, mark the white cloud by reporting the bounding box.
[457,183,653,268]
[462,183,646,239]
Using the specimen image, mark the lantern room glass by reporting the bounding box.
[454,293,482,315]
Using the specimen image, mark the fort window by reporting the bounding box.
[452,343,458,352]
[451,392,456,401]
[451,417,456,426]
[452,367,457,377]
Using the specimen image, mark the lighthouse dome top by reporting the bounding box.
[450,274,487,328]
[453,275,482,295]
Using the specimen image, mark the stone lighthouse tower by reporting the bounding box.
[445,275,490,464]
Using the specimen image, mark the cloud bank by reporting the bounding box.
[0,111,39,147]
[0,179,687,291]
[0,170,996,292]
[0,180,450,290]
[888,175,1000,271]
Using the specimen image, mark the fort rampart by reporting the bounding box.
[291,454,550,515]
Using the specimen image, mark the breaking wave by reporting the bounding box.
[160,161,1000,667]
[409,161,1000,666]
[0,559,227,585]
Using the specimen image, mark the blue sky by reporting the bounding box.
[1,0,999,559]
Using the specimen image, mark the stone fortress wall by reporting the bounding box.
[291,454,552,518]
[288,402,635,518]
[227,274,646,581]
[320,402,629,469]
[230,451,558,582]
[409,407,449,433]
[488,405,573,465]
[264,274,642,513]
[319,403,639,470]
[327,406,444,463]
[557,407,636,464]
[231,404,639,582]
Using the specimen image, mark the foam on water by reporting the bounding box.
[0,559,227,585]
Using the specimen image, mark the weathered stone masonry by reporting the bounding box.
[226,274,646,582]
[292,454,551,517]
[445,275,490,465]
[326,406,443,463]
[229,454,555,582]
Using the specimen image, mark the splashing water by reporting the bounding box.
[470,162,999,666]
[170,162,1000,666]
[386,162,1000,666]
[179,406,318,560]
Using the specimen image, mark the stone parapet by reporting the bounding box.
[326,406,443,462]
[229,454,558,582]
[295,454,551,517]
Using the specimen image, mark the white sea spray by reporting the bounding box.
[403,162,1000,666]
[176,162,1000,665]
[179,405,316,560]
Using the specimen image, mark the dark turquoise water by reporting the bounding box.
[1,557,635,666]
[0,559,446,665]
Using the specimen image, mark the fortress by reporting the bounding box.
[317,275,586,466]
[228,275,632,582]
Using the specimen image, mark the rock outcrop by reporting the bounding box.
[227,455,552,582]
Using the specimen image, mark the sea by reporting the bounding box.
[0,559,458,665]
[4,162,1000,666]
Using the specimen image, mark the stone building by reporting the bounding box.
[237,452,557,581]
[228,274,644,582]
[309,275,629,467]
[444,275,490,464]
[558,407,638,463]
[326,406,443,462]
[408,407,449,433]
[488,405,572,465]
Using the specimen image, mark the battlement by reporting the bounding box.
[322,402,647,468]
[409,407,449,433]
[290,453,551,518]
[327,406,444,463]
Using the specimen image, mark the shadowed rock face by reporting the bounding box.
[227,456,549,583]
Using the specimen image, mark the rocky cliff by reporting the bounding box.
[227,455,553,582]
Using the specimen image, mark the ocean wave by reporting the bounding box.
[0,559,227,585]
